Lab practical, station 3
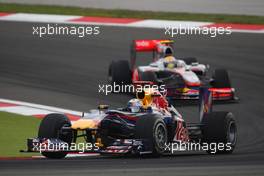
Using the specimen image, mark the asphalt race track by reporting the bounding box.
[0,21,264,175]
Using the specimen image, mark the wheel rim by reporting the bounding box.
[228,121,237,145]
[154,123,167,150]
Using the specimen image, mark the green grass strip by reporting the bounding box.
[0,111,40,157]
[0,3,264,24]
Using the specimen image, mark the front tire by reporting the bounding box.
[135,115,168,156]
[38,113,73,159]
[202,112,237,154]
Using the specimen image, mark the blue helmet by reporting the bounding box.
[127,99,143,113]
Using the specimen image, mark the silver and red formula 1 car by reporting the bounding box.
[22,87,237,159]
[108,39,238,101]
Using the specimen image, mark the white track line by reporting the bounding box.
[0,98,82,116]
[0,13,263,33]
[0,13,80,23]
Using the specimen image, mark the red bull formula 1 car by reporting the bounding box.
[108,39,238,101]
[21,87,237,158]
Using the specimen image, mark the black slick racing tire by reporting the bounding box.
[135,115,168,156]
[202,111,237,154]
[38,113,73,159]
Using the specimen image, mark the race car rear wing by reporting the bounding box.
[133,39,174,52]
[130,39,174,69]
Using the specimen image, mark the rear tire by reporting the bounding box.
[38,113,73,159]
[212,69,231,88]
[135,115,168,156]
[108,60,131,85]
[202,112,237,154]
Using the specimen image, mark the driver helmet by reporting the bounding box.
[164,56,177,69]
[127,99,143,113]
[157,45,174,59]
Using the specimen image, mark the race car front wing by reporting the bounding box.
[20,138,153,155]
